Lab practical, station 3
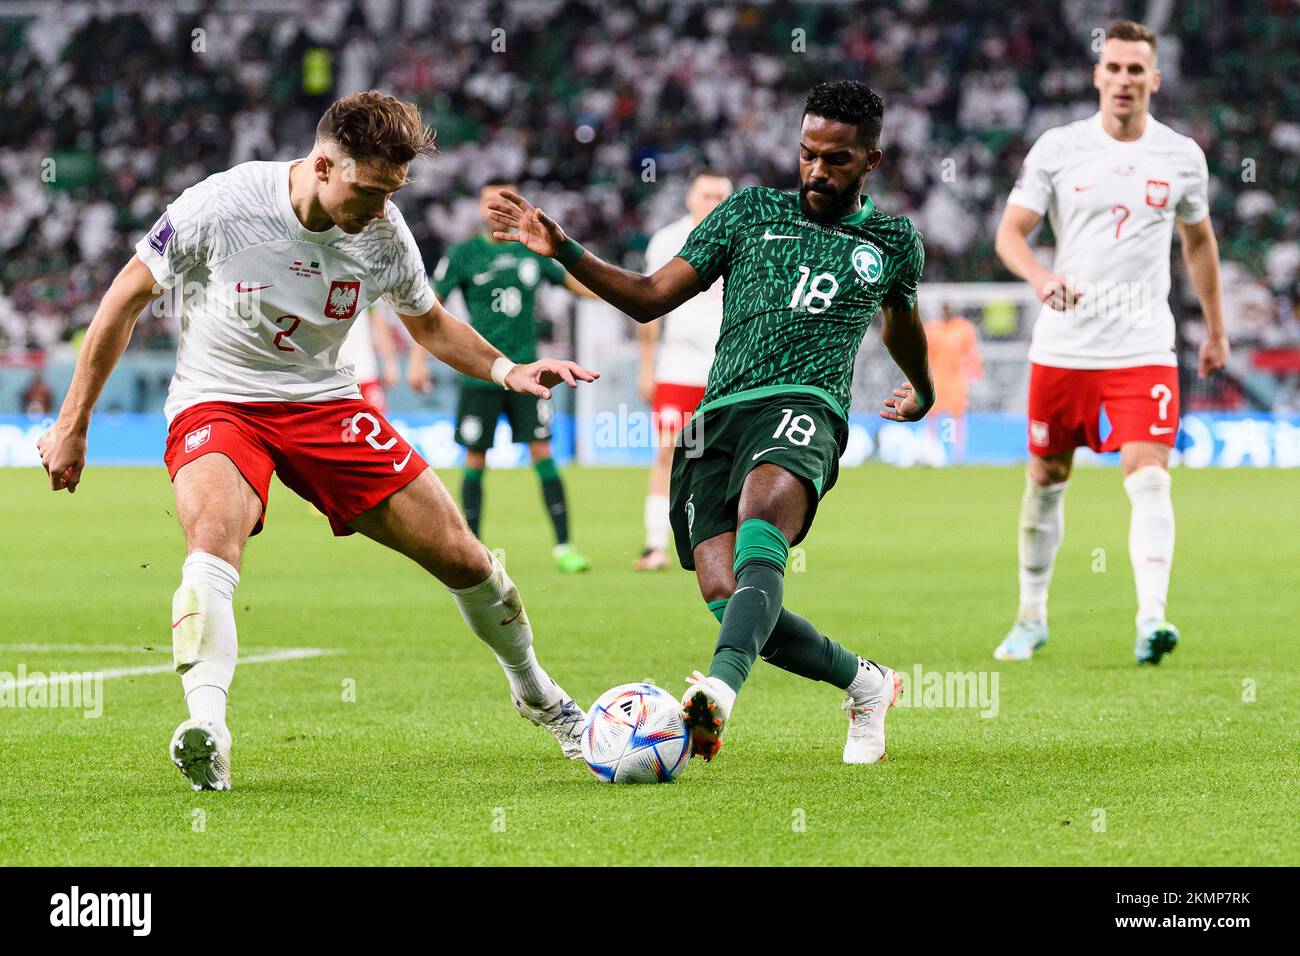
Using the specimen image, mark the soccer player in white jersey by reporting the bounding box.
[634,170,733,571]
[993,21,1229,664]
[37,92,598,791]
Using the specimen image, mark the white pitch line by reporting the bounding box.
[0,643,327,655]
[0,647,339,692]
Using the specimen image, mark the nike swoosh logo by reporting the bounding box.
[751,445,785,460]
[392,449,414,472]
[171,611,203,630]
[499,604,524,627]
[472,271,499,285]
[763,230,802,241]
[1149,426,1175,436]
[235,282,272,292]
[1072,185,1097,192]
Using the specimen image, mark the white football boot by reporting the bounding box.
[513,686,587,759]
[680,670,736,761]
[169,718,232,791]
[842,664,902,765]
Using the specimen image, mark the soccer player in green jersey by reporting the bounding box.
[488,81,935,766]
[421,180,597,573]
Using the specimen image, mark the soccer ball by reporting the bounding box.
[581,683,690,784]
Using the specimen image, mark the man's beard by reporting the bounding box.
[798,181,858,223]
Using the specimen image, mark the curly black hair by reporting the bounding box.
[803,80,885,149]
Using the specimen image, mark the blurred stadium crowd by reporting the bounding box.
[1,0,1297,408]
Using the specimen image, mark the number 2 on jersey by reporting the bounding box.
[272,314,300,352]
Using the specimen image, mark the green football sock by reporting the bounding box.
[462,467,484,537]
[761,608,860,688]
[708,519,788,694]
[533,458,569,545]
[707,597,858,689]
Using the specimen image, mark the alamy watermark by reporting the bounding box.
[0,666,104,718]
[895,664,1000,718]
[592,403,706,455]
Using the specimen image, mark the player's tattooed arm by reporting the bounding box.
[38,255,159,493]
[879,301,936,422]
[397,302,598,399]
[1177,217,1230,378]
[485,189,701,321]
[996,204,1080,311]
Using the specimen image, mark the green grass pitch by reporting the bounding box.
[1,464,1296,866]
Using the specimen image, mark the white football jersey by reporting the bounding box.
[337,305,391,384]
[136,161,436,423]
[646,214,724,386]
[1007,112,1209,369]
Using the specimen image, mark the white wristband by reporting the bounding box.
[490,356,516,389]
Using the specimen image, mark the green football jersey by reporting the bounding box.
[675,186,924,418]
[434,234,570,389]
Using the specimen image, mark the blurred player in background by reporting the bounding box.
[923,303,982,463]
[993,21,1229,664]
[337,303,402,413]
[490,80,934,767]
[37,92,598,791]
[416,180,596,573]
[635,170,733,571]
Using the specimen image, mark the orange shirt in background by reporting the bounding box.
[925,316,983,416]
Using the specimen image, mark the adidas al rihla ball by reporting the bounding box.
[580,683,690,783]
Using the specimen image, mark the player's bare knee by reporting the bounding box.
[184,530,243,569]
[1029,455,1072,485]
[698,575,734,605]
[432,534,492,589]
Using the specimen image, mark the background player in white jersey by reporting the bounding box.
[993,21,1229,664]
[37,92,598,791]
[337,302,402,413]
[635,170,732,571]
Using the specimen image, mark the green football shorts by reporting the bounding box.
[455,386,552,451]
[668,392,847,570]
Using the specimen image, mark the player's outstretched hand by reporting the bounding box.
[506,358,600,400]
[880,382,931,422]
[486,190,567,258]
[37,422,87,493]
[1197,332,1230,379]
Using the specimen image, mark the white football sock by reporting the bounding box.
[1017,478,1069,622]
[172,551,240,730]
[450,549,561,708]
[844,657,887,702]
[644,493,670,551]
[1124,465,1175,624]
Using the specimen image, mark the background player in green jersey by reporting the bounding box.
[489,81,936,767]
[419,180,597,573]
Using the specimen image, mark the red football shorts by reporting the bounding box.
[1027,363,1180,457]
[164,399,428,536]
[652,382,707,439]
